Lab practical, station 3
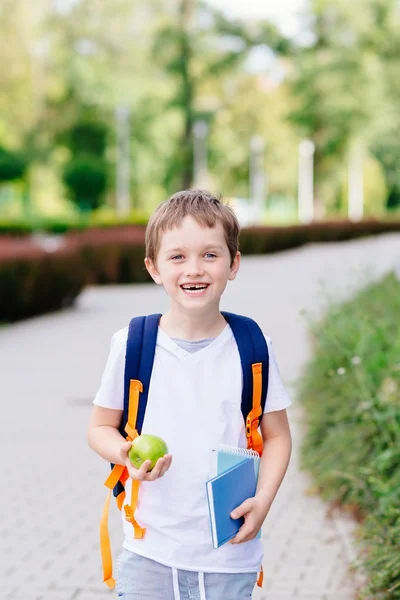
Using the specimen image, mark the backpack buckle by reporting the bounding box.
[246,415,264,455]
[124,505,134,523]
[246,415,259,438]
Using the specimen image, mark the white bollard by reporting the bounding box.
[115,105,131,216]
[193,121,209,189]
[298,139,315,224]
[249,136,266,225]
[348,147,364,222]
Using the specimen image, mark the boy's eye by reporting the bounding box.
[205,252,217,259]
[171,255,184,260]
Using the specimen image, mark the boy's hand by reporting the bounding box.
[120,441,173,482]
[229,496,269,544]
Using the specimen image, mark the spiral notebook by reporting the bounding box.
[210,444,261,480]
[206,445,261,548]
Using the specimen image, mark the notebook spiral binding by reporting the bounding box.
[216,444,260,458]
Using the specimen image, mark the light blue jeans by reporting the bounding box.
[116,549,258,599]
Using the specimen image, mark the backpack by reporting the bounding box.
[100,312,269,589]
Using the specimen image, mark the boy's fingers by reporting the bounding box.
[162,455,172,471]
[143,454,172,480]
[127,467,139,480]
[120,441,132,457]
[230,522,257,545]
[231,527,247,544]
[157,454,172,477]
[160,456,169,472]
[146,457,166,480]
[128,454,172,481]
[230,498,253,520]
[136,460,152,480]
[159,464,170,478]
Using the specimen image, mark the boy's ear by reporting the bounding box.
[144,257,162,285]
[228,251,241,281]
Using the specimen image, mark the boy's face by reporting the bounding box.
[145,215,240,316]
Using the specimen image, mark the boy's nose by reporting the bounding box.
[184,260,205,277]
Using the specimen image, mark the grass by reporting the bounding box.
[299,273,400,599]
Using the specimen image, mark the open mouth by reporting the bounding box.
[180,284,210,295]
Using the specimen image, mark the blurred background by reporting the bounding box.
[1,0,399,228]
[1,3,400,600]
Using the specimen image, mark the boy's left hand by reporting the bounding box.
[229,496,269,544]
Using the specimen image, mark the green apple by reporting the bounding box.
[128,434,168,471]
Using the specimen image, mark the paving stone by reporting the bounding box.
[2,234,399,599]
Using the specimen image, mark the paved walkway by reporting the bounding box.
[1,233,399,600]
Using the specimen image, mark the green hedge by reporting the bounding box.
[0,212,149,235]
[69,225,149,285]
[1,221,400,322]
[239,219,400,254]
[0,248,88,322]
[299,274,400,599]
[1,215,400,240]
[73,220,400,287]
[81,243,151,285]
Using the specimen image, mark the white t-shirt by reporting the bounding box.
[94,323,291,573]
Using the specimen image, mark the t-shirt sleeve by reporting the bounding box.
[264,337,292,413]
[93,327,128,410]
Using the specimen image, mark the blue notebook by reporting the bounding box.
[206,457,257,548]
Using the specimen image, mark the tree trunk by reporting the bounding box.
[178,0,194,189]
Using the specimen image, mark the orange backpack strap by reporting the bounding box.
[100,378,145,590]
[124,479,146,538]
[249,363,264,589]
[122,379,145,535]
[125,380,142,441]
[246,363,264,455]
[100,489,116,589]
[104,463,126,489]
[257,564,264,587]
[221,313,269,452]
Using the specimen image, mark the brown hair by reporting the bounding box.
[145,189,240,265]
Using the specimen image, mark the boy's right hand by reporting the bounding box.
[120,441,173,482]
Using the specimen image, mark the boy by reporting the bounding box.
[88,189,292,599]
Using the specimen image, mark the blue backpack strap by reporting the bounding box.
[112,313,161,498]
[123,313,161,434]
[221,312,269,422]
[134,314,162,432]
[121,314,161,437]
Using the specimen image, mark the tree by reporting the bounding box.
[365,0,400,208]
[152,0,292,192]
[289,0,400,214]
[0,146,27,183]
[62,115,109,211]
[63,155,107,211]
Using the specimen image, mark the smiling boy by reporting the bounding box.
[88,189,292,599]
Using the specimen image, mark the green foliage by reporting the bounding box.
[2,225,400,325]
[239,219,400,254]
[290,0,400,211]
[62,155,107,211]
[80,242,151,285]
[0,209,149,235]
[151,0,292,193]
[64,118,108,157]
[374,135,400,210]
[299,273,400,598]
[0,249,88,322]
[59,113,110,211]
[1,0,400,215]
[0,146,27,182]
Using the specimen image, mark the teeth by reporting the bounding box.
[182,285,207,290]
[181,284,208,293]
